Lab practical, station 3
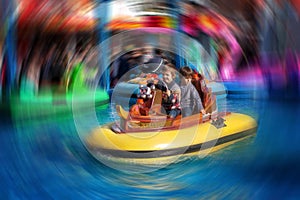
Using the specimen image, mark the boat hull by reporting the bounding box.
[85,112,257,165]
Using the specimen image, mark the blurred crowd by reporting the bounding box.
[1,0,300,99]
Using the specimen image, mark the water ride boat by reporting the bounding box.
[85,80,257,165]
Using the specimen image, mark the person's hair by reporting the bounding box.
[165,62,176,70]
[179,66,194,78]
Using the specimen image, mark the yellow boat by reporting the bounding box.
[86,82,257,165]
[85,108,257,165]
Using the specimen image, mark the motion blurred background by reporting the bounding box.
[1,0,300,199]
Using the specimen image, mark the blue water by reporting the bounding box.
[1,95,300,199]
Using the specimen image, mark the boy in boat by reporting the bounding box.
[179,66,206,117]
[160,64,181,119]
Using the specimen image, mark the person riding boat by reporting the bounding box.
[191,70,217,114]
[130,84,155,116]
[160,65,181,119]
[179,66,206,118]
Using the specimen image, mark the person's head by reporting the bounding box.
[179,66,194,84]
[192,70,204,81]
[161,65,177,85]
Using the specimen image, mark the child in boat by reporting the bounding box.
[160,64,181,119]
[179,66,206,117]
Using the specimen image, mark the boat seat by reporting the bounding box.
[116,105,131,131]
[149,89,162,114]
[192,76,217,114]
[204,92,217,113]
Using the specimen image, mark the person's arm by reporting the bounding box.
[172,88,181,103]
[192,86,206,114]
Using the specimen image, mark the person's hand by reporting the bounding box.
[166,89,171,96]
[201,109,206,115]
